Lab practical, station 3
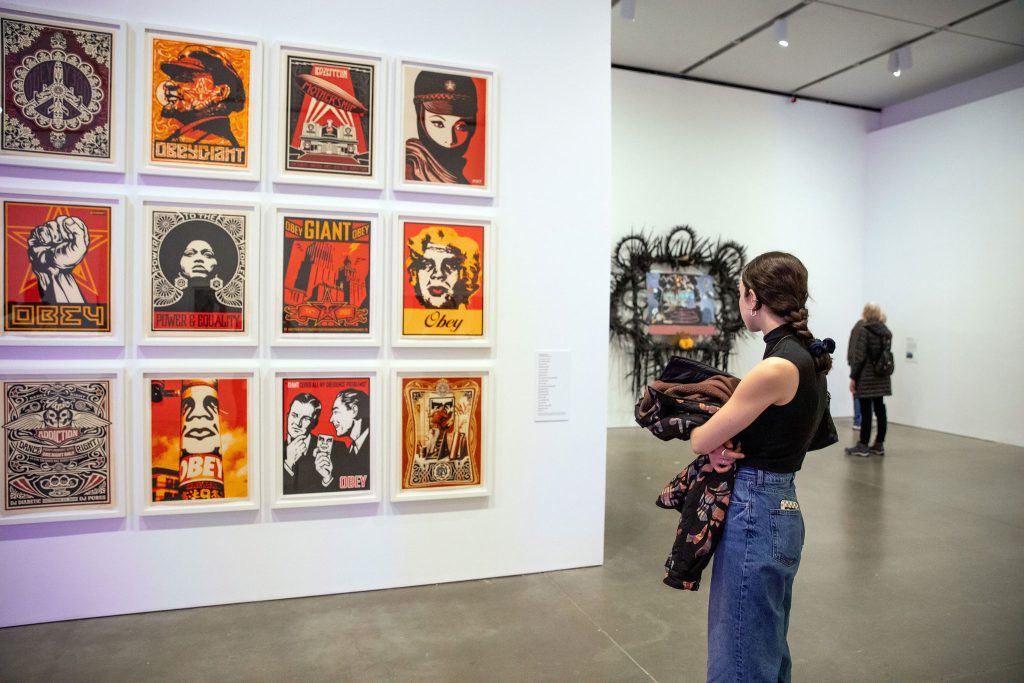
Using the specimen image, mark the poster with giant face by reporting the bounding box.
[3,199,111,335]
[401,64,489,189]
[283,51,375,178]
[401,220,484,338]
[147,207,248,335]
[1,12,114,161]
[149,377,248,503]
[3,378,112,513]
[281,215,370,334]
[148,34,252,171]
[400,375,482,493]
[280,376,371,496]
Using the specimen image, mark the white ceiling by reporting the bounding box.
[611,0,1024,109]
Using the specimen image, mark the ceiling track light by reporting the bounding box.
[886,46,912,78]
[620,0,636,21]
[774,18,788,47]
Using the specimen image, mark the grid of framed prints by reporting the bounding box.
[0,7,501,521]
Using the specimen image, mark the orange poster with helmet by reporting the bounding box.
[148,35,251,169]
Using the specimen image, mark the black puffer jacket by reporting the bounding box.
[850,321,892,398]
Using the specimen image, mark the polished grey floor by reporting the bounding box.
[2,421,1023,682]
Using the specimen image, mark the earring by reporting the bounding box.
[750,307,758,317]
[210,276,224,290]
[174,276,187,289]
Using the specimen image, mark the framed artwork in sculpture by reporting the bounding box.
[1,191,124,346]
[0,7,126,172]
[273,42,384,189]
[0,369,125,524]
[391,365,492,502]
[268,206,381,347]
[138,25,262,181]
[137,199,258,346]
[394,58,496,198]
[393,213,493,348]
[137,367,258,515]
[269,367,381,508]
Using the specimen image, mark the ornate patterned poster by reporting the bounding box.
[3,379,111,511]
[281,376,371,495]
[149,208,247,334]
[149,377,248,502]
[402,221,484,337]
[281,215,370,334]
[284,53,375,177]
[148,36,251,169]
[3,199,111,334]
[400,375,482,491]
[401,64,488,188]
[1,13,113,160]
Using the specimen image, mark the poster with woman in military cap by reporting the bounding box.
[396,60,495,197]
[141,28,261,179]
[141,201,255,344]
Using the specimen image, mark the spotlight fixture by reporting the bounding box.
[774,18,788,47]
[887,51,900,77]
[620,0,636,21]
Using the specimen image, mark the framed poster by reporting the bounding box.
[394,58,496,198]
[137,367,258,515]
[269,367,381,508]
[268,206,381,347]
[0,369,125,524]
[272,42,384,189]
[0,7,126,172]
[138,199,258,346]
[393,214,493,348]
[138,26,262,181]
[391,365,492,502]
[1,191,124,346]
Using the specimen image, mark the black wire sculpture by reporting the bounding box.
[610,225,748,396]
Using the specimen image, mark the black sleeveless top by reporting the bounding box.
[737,324,825,473]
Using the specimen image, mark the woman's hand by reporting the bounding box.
[709,440,744,473]
[849,379,857,394]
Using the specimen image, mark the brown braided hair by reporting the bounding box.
[741,251,832,374]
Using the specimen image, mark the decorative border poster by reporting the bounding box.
[2,375,118,521]
[1,10,118,166]
[395,370,489,501]
[143,203,253,342]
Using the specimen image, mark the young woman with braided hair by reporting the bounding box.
[690,251,833,682]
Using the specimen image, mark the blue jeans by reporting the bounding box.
[707,467,804,682]
[853,395,862,426]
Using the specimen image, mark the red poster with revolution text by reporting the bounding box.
[280,376,371,495]
[150,377,248,502]
[4,200,111,333]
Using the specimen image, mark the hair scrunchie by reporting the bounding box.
[809,338,836,357]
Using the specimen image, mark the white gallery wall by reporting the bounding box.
[609,68,875,427]
[865,87,1024,447]
[609,68,1024,448]
[0,0,611,626]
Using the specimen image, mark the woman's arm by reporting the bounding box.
[850,327,867,381]
[690,357,799,457]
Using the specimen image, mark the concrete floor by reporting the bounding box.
[1,421,1023,682]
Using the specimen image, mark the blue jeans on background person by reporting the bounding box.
[853,395,861,428]
[707,467,804,683]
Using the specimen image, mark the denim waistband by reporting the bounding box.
[735,466,796,485]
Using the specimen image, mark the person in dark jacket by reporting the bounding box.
[847,316,865,429]
[846,303,892,456]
